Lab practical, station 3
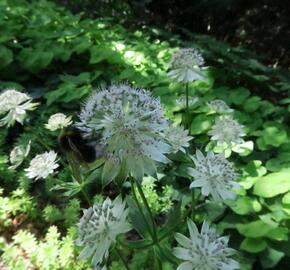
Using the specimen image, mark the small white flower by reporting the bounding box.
[25,151,59,180]
[168,48,205,83]
[208,116,245,146]
[164,125,192,153]
[207,100,233,114]
[45,113,72,131]
[75,196,131,267]
[188,150,239,201]
[173,220,239,270]
[0,89,38,127]
[9,141,31,170]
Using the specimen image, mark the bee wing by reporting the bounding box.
[67,136,85,161]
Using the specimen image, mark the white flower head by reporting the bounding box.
[174,220,239,270]
[45,113,72,131]
[9,141,31,170]
[0,89,38,127]
[188,150,239,201]
[25,151,59,180]
[76,84,175,181]
[207,100,233,114]
[208,116,245,147]
[164,125,192,153]
[75,196,131,267]
[168,48,205,83]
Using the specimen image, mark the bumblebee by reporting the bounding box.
[58,127,104,163]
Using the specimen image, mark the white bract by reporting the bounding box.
[75,196,131,267]
[76,84,187,181]
[208,116,245,146]
[168,48,205,83]
[174,220,239,270]
[9,141,31,170]
[207,100,233,114]
[0,89,38,127]
[45,113,72,131]
[164,125,192,153]
[25,151,59,180]
[188,150,239,201]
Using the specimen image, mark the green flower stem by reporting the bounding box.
[185,82,189,112]
[130,177,163,270]
[134,179,158,243]
[67,154,91,206]
[129,177,154,239]
[115,246,130,270]
[191,189,195,220]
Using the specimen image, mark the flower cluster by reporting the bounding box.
[164,125,192,153]
[174,220,239,270]
[188,150,239,201]
[168,48,205,83]
[45,113,72,131]
[76,84,189,181]
[9,141,31,170]
[25,151,59,180]
[0,89,38,127]
[75,196,131,267]
[207,100,233,114]
[208,116,245,146]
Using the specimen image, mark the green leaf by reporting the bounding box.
[101,159,120,187]
[18,48,53,73]
[282,192,290,204]
[260,248,285,269]
[253,169,290,198]
[158,202,181,240]
[126,197,151,238]
[259,122,289,147]
[0,45,13,69]
[230,197,255,215]
[266,227,289,241]
[240,238,267,253]
[190,114,214,135]
[236,220,274,238]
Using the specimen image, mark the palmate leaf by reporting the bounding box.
[158,202,181,240]
[51,182,82,197]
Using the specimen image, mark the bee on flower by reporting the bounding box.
[76,83,190,182]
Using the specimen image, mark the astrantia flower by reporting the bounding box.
[164,125,192,153]
[9,141,31,170]
[168,48,205,83]
[188,150,239,201]
[173,220,239,270]
[76,84,179,181]
[25,151,59,180]
[0,89,38,127]
[207,100,233,114]
[208,116,245,146]
[45,113,72,131]
[75,196,131,267]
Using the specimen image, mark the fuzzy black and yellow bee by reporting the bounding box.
[58,127,104,163]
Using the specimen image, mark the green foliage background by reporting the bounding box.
[0,0,290,269]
